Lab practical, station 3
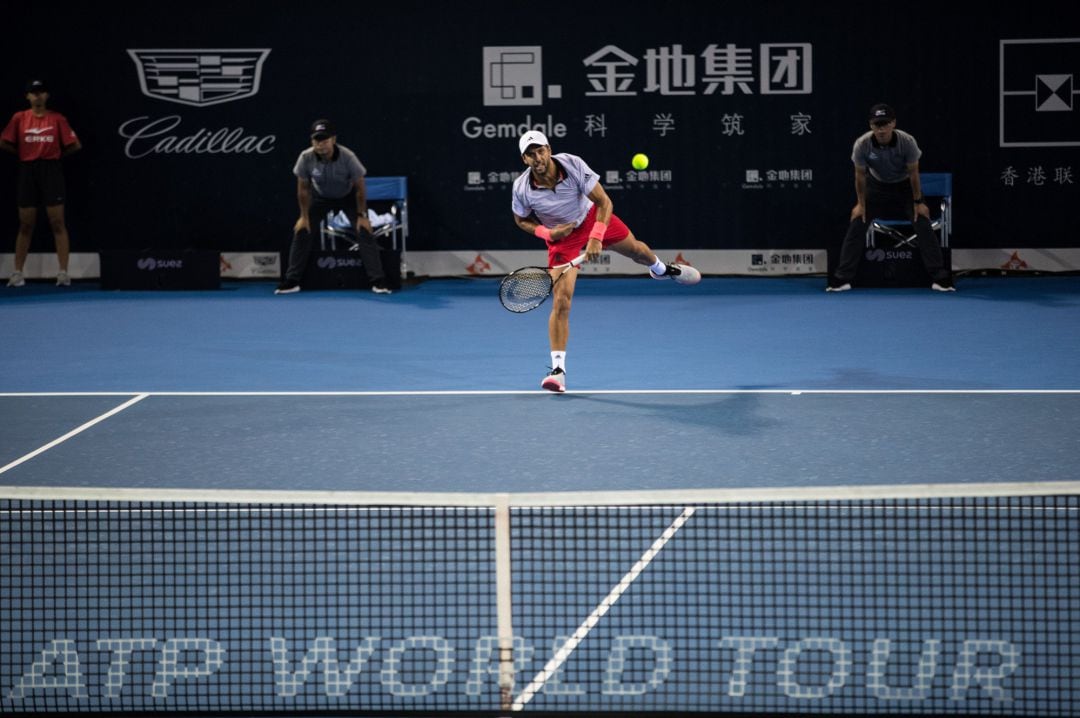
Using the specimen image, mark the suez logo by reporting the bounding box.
[866,248,914,262]
[5,634,1021,704]
[119,49,276,159]
[136,258,183,271]
[316,256,364,270]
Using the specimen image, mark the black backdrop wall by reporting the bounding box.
[1,1,1077,257]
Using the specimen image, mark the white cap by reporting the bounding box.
[518,130,549,155]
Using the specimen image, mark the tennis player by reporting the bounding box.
[512,131,700,393]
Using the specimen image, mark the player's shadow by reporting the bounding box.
[560,391,781,436]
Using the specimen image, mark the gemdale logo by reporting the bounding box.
[482,46,562,106]
[127,49,271,107]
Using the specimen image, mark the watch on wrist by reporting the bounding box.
[913,197,926,204]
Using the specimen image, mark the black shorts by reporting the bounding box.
[865,175,915,222]
[17,160,66,208]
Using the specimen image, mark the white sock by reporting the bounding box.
[649,259,666,277]
[551,351,566,372]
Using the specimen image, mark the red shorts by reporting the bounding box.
[546,204,630,266]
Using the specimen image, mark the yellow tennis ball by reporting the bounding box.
[631,153,649,170]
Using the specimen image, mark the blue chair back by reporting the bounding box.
[919,172,952,197]
[366,176,407,201]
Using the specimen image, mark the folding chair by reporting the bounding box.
[865,172,952,250]
[319,210,394,251]
[318,176,409,275]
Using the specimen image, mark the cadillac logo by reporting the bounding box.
[127,49,271,107]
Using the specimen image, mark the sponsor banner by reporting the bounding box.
[11,250,1080,281]
[855,246,944,288]
[99,250,220,290]
[219,252,281,279]
[0,253,100,280]
[405,250,826,277]
[953,248,1080,273]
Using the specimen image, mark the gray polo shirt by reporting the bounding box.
[851,129,922,183]
[293,144,366,200]
[511,153,598,227]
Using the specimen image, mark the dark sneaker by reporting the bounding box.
[274,280,300,295]
[541,367,566,393]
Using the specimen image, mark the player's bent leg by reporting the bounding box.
[608,234,700,285]
[607,233,656,265]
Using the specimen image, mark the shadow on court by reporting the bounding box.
[559,392,781,437]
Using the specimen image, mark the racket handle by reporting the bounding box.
[556,253,589,270]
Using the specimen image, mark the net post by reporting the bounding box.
[493,493,515,711]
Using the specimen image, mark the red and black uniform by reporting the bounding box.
[1,109,78,207]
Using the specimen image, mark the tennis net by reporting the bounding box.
[1,485,1077,716]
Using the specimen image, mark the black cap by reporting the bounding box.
[310,119,335,140]
[869,103,895,124]
[26,79,47,94]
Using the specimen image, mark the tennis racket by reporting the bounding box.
[499,253,588,313]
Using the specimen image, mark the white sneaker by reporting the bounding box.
[56,271,71,286]
[825,282,852,292]
[274,280,301,295]
[541,368,566,393]
[931,282,956,293]
[650,262,701,285]
[7,271,25,287]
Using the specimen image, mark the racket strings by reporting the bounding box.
[499,269,553,313]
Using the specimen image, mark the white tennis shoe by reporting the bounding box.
[541,368,566,393]
[650,262,701,285]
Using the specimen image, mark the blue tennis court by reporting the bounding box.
[1,277,1078,716]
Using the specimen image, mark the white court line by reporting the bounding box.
[2,481,1079,505]
[511,506,696,711]
[0,394,148,477]
[1,389,1079,397]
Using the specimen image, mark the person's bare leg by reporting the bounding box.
[46,204,70,272]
